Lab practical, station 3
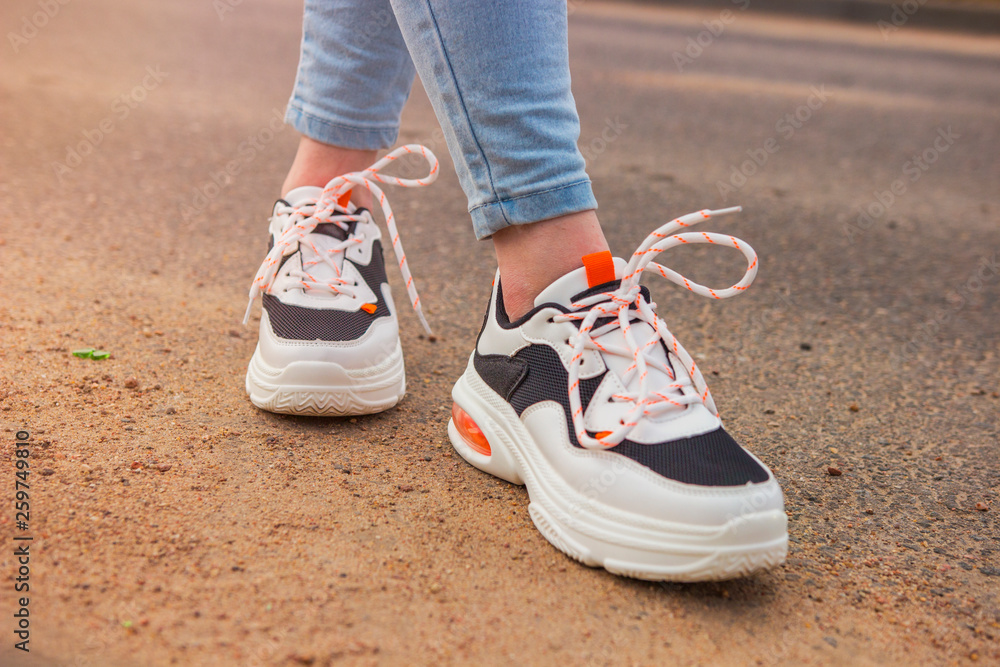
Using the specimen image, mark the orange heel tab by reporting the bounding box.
[582,251,616,288]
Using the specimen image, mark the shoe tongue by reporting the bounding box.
[533,253,627,308]
[278,186,356,241]
[281,185,323,208]
[277,188,368,290]
[533,252,692,418]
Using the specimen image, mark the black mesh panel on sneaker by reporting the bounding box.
[507,344,606,417]
[474,354,528,401]
[502,342,769,487]
[263,241,390,342]
[611,429,769,486]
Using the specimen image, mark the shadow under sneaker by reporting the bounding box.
[448,207,788,581]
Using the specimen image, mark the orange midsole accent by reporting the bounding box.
[452,402,491,456]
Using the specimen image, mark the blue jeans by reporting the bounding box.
[286,0,597,240]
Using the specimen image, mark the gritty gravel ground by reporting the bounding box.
[1,0,999,665]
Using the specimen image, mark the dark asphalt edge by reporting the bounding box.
[621,0,1000,35]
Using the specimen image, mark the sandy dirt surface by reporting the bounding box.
[1,0,998,664]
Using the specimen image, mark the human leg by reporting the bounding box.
[387,0,787,580]
[388,0,606,318]
[281,138,376,208]
[244,0,425,416]
[283,0,417,207]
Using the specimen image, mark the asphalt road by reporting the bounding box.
[1,1,999,665]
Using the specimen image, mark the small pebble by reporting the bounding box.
[130,462,142,470]
[848,404,859,412]
[157,463,172,472]
[399,484,414,492]
[124,377,139,389]
[975,502,989,511]
[827,467,843,476]
[165,407,177,415]
[41,468,55,476]
[800,342,812,351]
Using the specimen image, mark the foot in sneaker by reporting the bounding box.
[243,145,438,416]
[449,207,787,581]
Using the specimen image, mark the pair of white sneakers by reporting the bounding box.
[243,145,787,582]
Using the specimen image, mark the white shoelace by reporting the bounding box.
[243,144,439,333]
[559,207,758,450]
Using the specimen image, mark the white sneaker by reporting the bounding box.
[449,208,788,581]
[243,145,438,416]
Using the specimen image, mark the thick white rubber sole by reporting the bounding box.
[448,358,788,582]
[245,340,405,416]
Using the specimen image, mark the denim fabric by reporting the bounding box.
[287,0,597,239]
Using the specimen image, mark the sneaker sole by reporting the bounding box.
[245,340,405,416]
[448,355,788,582]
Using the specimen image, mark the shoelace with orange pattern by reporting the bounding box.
[243,144,439,333]
[272,199,368,299]
[557,207,758,450]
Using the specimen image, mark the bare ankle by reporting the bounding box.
[281,136,377,209]
[492,209,608,320]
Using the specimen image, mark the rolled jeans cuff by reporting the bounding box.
[285,102,400,151]
[469,179,597,240]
